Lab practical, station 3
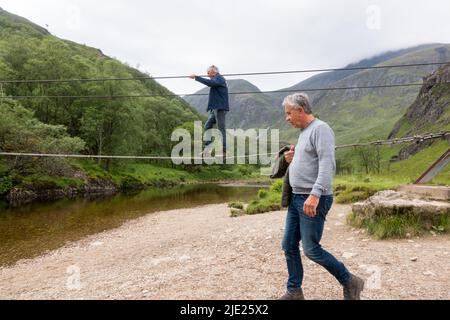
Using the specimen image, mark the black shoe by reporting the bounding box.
[278,289,305,300]
[343,274,365,300]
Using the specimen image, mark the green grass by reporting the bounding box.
[0,160,7,174]
[334,175,407,204]
[347,211,450,239]
[19,175,85,191]
[69,160,266,191]
[389,140,449,185]
[394,118,413,138]
[70,160,111,179]
[228,201,244,210]
[335,139,449,188]
[244,180,282,215]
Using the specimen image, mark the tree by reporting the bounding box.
[0,99,85,175]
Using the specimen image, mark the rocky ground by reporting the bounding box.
[0,203,449,300]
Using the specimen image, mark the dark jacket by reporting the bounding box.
[270,146,292,208]
[195,74,229,111]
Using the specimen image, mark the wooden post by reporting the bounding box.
[415,148,450,184]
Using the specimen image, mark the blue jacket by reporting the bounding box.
[195,74,229,111]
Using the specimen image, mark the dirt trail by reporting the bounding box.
[0,203,449,300]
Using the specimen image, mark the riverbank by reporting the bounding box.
[1,203,448,300]
[1,160,269,208]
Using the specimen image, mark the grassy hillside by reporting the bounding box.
[186,43,450,146]
[0,8,264,206]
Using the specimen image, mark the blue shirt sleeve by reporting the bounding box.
[195,75,226,88]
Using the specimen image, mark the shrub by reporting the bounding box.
[270,180,283,193]
[228,202,244,210]
[0,175,13,195]
[258,189,268,199]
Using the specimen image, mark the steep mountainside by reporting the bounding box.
[389,63,450,159]
[0,7,201,158]
[185,44,450,145]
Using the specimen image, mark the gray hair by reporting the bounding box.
[207,65,220,73]
[283,93,312,114]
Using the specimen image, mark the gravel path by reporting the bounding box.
[0,203,449,300]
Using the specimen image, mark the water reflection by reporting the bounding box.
[0,184,264,266]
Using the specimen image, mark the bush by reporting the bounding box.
[258,189,268,199]
[237,165,253,176]
[0,175,13,195]
[246,201,282,215]
[228,201,244,210]
[271,180,283,193]
[120,176,145,191]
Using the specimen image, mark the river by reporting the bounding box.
[0,183,267,267]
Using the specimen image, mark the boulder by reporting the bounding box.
[352,190,450,221]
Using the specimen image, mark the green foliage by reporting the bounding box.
[228,201,244,210]
[20,175,84,191]
[270,180,283,193]
[347,210,450,240]
[433,214,450,233]
[334,184,379,204]
[245,181,282,215]
[258,189,268,199]
[388,141,450,185]
[0,99,85,176]
[0,175,13,195]
[246,200,282,215]
[348,212,419,239]
[119,175,145,191]
[237,165,254,176]
[0,11,201,170]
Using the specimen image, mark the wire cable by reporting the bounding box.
[1,132,448,160]
[5,81,450,100]
[0,61,448,85]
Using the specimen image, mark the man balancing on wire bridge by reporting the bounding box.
[190,65,229,160]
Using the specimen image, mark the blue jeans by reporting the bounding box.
[282,193,351,291]
[204,109,227,152]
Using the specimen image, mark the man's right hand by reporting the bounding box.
[284,146,295,164]
[189,74,197,79]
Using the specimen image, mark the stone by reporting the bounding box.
[352,190,450,225]
[342,252,357,259]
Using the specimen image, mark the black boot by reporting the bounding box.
[278,288,305,300]
[343,274,365,300]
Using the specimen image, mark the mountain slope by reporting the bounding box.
[389,62,450,160]
[186,43,450,146]
[0,7,201,159]
[390,62,450,138]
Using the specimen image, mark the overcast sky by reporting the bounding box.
[1,0,450,94]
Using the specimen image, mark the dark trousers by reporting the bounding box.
[282,194,351,291]
[204,109,228,152]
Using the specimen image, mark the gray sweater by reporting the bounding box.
[289,119,336,197]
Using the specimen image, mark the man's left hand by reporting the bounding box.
[189,74,197,79]
[303,195,320,217]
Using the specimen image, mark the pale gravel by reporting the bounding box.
[0,203,449,300]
